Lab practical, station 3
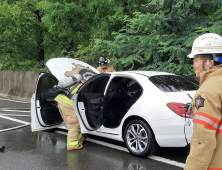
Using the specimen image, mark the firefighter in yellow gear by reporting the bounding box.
[97,57,115,73]
[54,63,97,150]
[184,33,222,170]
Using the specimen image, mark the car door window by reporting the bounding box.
[104,77,142,128]
[78,75,110,101]
[149,75,199,92]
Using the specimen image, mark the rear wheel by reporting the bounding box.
[124,119,158,157]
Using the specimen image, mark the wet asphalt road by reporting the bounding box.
[0,98,188,170]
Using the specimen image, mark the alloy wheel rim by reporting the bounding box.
[126,124,148,153]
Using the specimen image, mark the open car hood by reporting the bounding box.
[46,58,100,81]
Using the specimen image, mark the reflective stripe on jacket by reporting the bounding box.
[193,112,220,131]
[71,83,82,94]
[54,83,82,108]
[55,94,73,108]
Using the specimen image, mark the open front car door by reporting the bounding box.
[75,74,110,131]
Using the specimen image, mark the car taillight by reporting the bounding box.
[166,103,188,118]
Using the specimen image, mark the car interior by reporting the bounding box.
[103,77,142,128]
[78,75,142,129]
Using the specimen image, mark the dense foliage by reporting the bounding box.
[1,0,222,75]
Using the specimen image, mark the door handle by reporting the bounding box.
[93,105,100,110]
[90,97,104,104]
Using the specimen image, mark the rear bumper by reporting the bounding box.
[149,116,193,147]
[155,134,188,147]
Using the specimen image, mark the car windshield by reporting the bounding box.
[149,75,199,92]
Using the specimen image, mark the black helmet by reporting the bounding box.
[99,57,108,65]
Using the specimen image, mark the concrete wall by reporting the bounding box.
[0,71,40,102]
[0,71,199,102]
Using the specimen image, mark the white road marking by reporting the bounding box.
[0,114,31,117]
[0,99,31,132]
[0,124,30,133]
[0,108,30,110]
[0,97,30,103]
[0,109,31,132]
[0,115,30,125]
[0,110,30,113]
[149,156,185,168]
[55,130,68,135]
[55,130,185,168]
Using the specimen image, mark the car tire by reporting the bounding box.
[124,119,158,158]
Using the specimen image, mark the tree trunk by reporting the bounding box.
[38,30,44,62]
[34,10,45,62]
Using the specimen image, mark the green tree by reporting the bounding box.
[78,0,222,75]
[0,0,46,62]
[1,0,222,75]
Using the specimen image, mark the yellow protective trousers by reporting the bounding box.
[55,94,84,150]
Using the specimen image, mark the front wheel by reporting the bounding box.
[124,119,158,157]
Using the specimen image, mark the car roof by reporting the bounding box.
[109,71,175,77]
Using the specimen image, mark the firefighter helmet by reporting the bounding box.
[99,57,110,65]
[188,33,222,62]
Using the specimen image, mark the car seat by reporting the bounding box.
[125,91,142,111]
[104,79,127,127]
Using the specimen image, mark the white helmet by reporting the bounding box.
[188,33,222,62]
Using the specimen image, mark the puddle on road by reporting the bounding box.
[0,127,66,153]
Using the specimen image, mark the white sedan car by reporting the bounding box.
[31,58,198,157]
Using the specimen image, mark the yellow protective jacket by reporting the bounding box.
[54,83,82,108]
[185,65,222,170]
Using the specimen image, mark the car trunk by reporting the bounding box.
[165,91,196,103]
